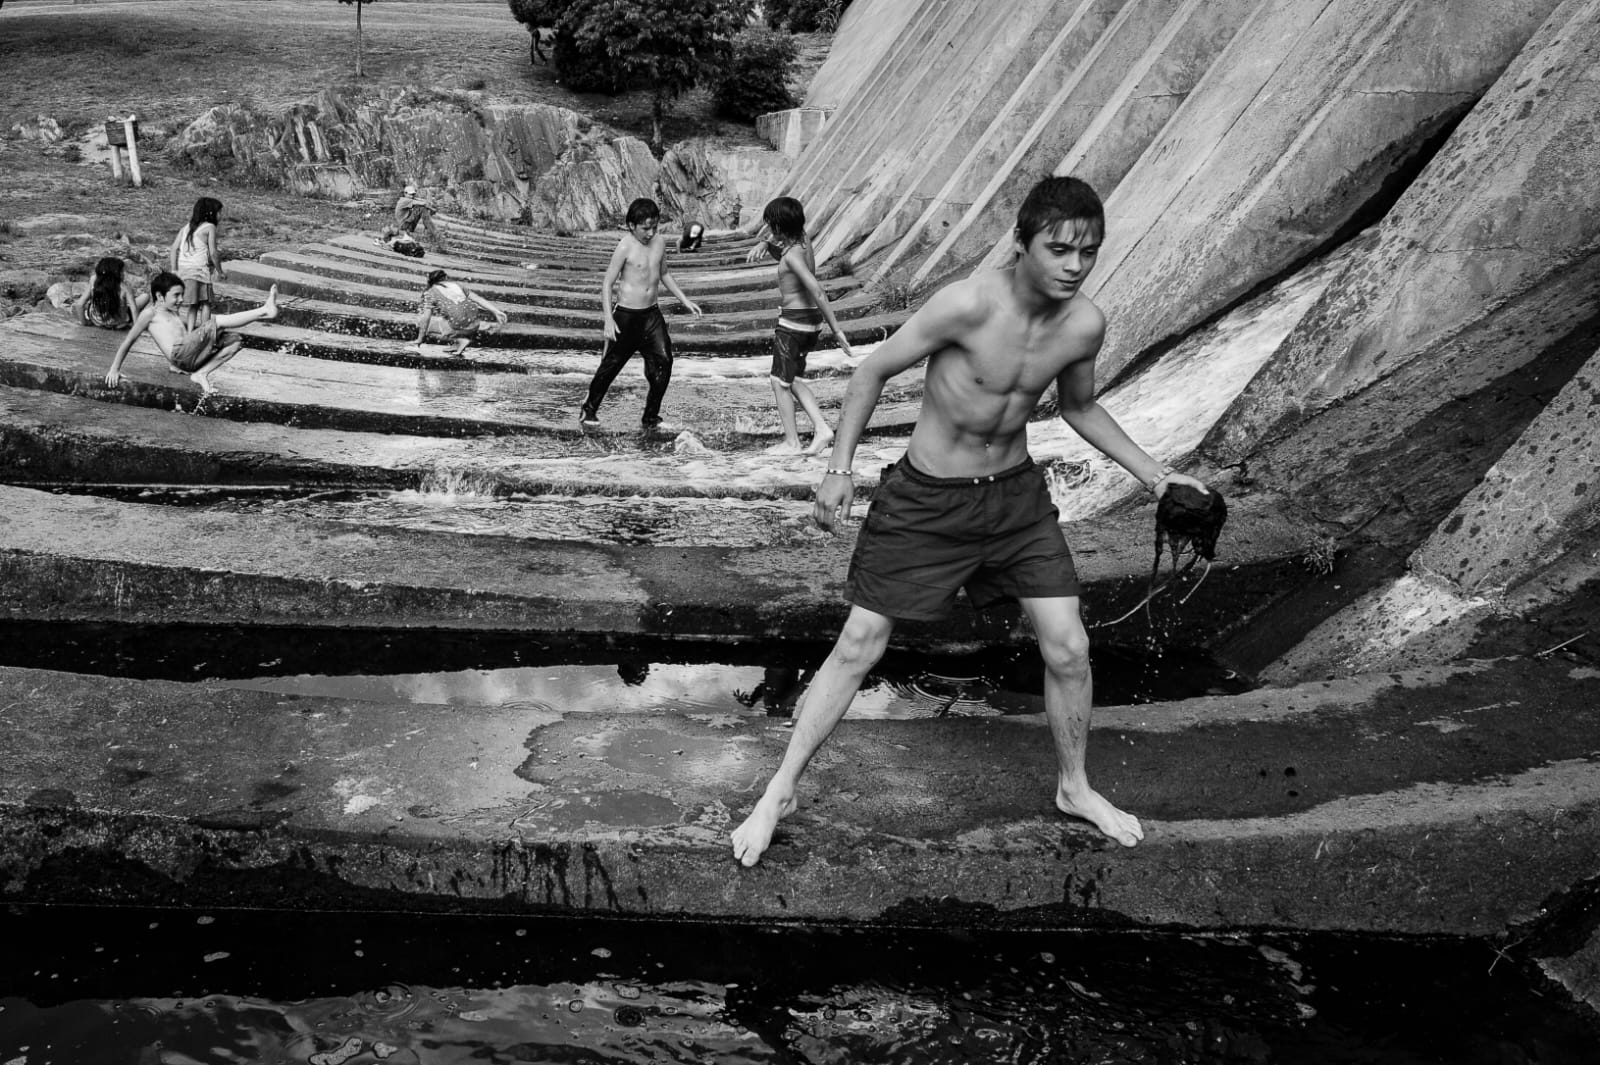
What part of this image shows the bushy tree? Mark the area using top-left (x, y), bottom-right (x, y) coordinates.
top-left (764, 0), bottom-right (850, 33)
top-left (576, 0), bottom-right (756, 146)
top-left (710, 27), bottom-right (798, 121)
top-left (336, 0), bottom-right (374, 78)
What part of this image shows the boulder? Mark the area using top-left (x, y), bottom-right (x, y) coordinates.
top-left (168, 88), bottom-right (761, 232)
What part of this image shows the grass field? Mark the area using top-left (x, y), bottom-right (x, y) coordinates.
top-left (0, 0), bottom-right (818, 313)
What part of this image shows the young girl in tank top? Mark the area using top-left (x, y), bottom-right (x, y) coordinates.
top-left (170, 197), bottom-right (226, 329)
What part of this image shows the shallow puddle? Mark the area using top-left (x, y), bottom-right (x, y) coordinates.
top-left (0, 621), bottom-right (1254, 713)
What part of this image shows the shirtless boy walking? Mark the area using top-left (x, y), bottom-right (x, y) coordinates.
top-left (102, 272), bottom-right (279, 394)
top-left (580, 198), bottom-right (703, 430)
top-left (750, 196), bottom-right (856, 455)
top-left (731, 177), bottom-right (1209, 867)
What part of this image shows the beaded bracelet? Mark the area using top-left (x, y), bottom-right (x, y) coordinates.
top-left (824, 468), bottom-right (853, 478)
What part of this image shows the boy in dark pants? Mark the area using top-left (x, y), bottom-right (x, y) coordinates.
top-left (581, 198), bottom-right (703, 429)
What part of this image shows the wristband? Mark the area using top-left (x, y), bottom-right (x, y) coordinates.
top-left (1148, 469), bottom-right (1174, 493)
top-left (824, 468), bottom-right (853, 478)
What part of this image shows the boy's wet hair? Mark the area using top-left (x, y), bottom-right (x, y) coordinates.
top-left (1015, 177), bottom-right (1104, 247)
top-left (762, 197), bottom-right (806, 242)
top-left (424, 269), bottom-right (448, 289)
top-left (625, 198), bottom-right (660, 226)
top-left (150, 271), bottom-right (182, 298)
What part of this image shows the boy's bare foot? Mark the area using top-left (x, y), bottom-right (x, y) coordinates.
top-left (765, 441), bottom-right (804, 456)
top-left (731, 790), bottom-right (798, 867)
top-left (190, 370), bottom-right (218, 394)
top-left (167, 363), bottom-right (187, 374)
top-left (452, 338), bottom-right (472, 356)
top-left (804, 428), bottom-right (835, 456)
top-left (1056, 786), bottom-right (1143, 847)
top-left (263, 284), bottom-right (279, 319)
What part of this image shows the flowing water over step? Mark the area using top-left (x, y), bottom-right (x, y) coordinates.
top-left (3, 905), bottom-right (1594, 1064)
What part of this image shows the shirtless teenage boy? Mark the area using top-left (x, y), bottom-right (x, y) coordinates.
top-left (102, 271), bottom-right (279, 394)
top-left (750, 196), bottom-right (856, 455)
top-left (731, 177), bottom-right (1210, 867)
top-left (580, 198), bottom-right (703, 429)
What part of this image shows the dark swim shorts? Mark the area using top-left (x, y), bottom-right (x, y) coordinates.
top-left (845, 455), bottom-right (1079, 620)
top-left (770, 322), bottom-right (822, 384)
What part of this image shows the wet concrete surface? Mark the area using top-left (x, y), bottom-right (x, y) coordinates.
top-left (0, 314), bottom-right (919, 439)
top-left (4, 215), bottom-right (1596, 994)
top-left (0, 482), bottom-right (1311, 643)
top-left (2, 655), bottom-right (1596, 940)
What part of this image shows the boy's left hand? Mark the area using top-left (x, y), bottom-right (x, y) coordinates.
top-left (683, 299), bottom-right (703, 318)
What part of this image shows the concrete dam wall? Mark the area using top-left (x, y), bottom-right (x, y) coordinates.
top-left (787, 0), bottom-right (1599, 680)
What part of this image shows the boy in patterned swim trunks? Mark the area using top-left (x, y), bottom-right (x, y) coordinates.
top-left (749, 196), bottom-right (856, 455)
top-left (102, 271), bottom-right (279, 394)
top-left (731, 177), bottom-right (1212, 867)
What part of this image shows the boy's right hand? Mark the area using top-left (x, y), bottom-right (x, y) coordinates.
top-left (103, 370), bottom-right (122, 388)
top-left (813, 471), bottom-right (854, 531)
top-left (603, 316), bottom-right (618, 341)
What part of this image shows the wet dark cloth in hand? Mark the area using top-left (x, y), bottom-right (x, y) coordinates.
top-left (1157, 484), bottom-right (1227, 561)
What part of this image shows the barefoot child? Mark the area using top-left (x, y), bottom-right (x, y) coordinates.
top-left (74, 256), bottom-right (148, 330)
top-left (731, 177), bottom-right (1212, 867)
top-left (410, 269), bottom-right (508, 357)
top-left (103, 272), bottom-right (278, 394)
top-left (580, 198), bottom-right (703, 429)
top-left (750, 197), bottom-right (855, 455)
top-left (170, 197), bottom-right (225, 330)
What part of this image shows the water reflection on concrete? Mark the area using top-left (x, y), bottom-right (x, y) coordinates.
top-left (225, 661), bottom-right (1001, 721)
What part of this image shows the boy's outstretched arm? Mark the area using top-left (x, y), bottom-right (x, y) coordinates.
top-left (600, 239), bottom-right (627, 340)
top-left (1056, 357), bottom-right (1206, 496)
top-left (659, 266), bottom-right (701, 317)
top-left (784, 247), bottom-right (853, 358)
top-left (103, 306), bottom-right (156, 387)
top-left (468, 291), bottom-right (509, 328)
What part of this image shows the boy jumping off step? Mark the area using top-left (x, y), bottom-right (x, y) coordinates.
top-left (580, 198), bottom-right (703, 430)
top-left (102, 272), bottom-right (278, 394)
top-left (731, 177), bottom-right (1211, 868)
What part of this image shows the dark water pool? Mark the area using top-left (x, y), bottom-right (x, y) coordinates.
top-left (2, 906), bottom-right (1594, 1065)
top-left (0, 621), bottom-right (1253, 713)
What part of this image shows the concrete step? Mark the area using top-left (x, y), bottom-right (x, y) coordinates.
top-left (0, 480), bottom-right (1308, 640)
top-left (2, 653), bottom-right (1594, 932)
top-left (0, 314), bottom-right (918, 440)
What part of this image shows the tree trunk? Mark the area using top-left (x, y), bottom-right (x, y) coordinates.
top-left (356, 2), bottom-right (365, 78)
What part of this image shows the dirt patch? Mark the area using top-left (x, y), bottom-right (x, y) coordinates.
top-left (0, 0), bottom-right (818, 315)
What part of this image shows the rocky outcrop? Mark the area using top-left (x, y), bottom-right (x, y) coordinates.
top-left (169, 88), bottom-right (785, 232)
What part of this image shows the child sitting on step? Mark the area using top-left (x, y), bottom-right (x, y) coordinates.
top-left (74, 256), bottom-right (149, 330)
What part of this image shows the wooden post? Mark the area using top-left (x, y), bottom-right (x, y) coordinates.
top-left (105, 117), bottom-right (124, 181)
top-left (122, 115), bottom-right (143, 188)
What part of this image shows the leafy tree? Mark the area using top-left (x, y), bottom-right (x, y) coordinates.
top-left (571, 0), bottom-right (756, 147)
top-left (336, 0), bottom-right (374, 78)
top-left (710, 27), bottom-right (797, 121)
top-left (507, 0), bottom-right (561, 65)
top-left (764, 0), bottom-right (850, 33)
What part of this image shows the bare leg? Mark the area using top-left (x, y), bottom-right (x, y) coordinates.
top-left (768, 376), bottom-right (803, 452)
top-left (732, 606), bottom-right (894, 866)
top-left (212, 284), bottom-right (279, 329)
top-left (792, 379), bottom-right (833, 455)
top-left (1019, 596), bottom-right (1143, 847)
top-left (190, 340), bottom-right (243, 393)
